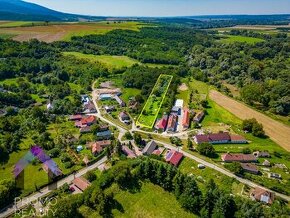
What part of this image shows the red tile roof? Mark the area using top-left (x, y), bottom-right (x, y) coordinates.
top-left (182, 108), bottom-right (190, 128)
top-left (155, 116), bottom-right (168, 130)
top-left (91, 140), bottom-right (111, 154)
top-left (81, 115), bottom-right (96, 125)
top-left (230, 134), bottom-right (246, 142)
top-left (72, 177), bottom-right (90, 191)
top-left (166, 150), bottom-right (183, 166)
top-left (221, 153), bottom-right (257, 162)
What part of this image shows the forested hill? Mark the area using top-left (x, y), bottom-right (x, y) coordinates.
top-left (0, 0), bottom-right (103, 21)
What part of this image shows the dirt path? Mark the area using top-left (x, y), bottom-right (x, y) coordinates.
top-left (209, 90), bottom-right (290, 151)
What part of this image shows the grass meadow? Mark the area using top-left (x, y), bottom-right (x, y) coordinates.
top-left (218, 34), bottom-right (265, 44)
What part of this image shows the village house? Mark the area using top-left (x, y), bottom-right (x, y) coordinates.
top-left (142, 140), bottom-right (157, 155)
top-left (96, 130), bottom-right (112, 140)
top-left (241, 163), bottom-right (259, 174)
top-left (167, 114), bottom-right (178, 132)
top-left (91, 140), bottom-right (111, 155)
top-left (171, 106), bottom-right (181, 115)
top-left (221, 153), bottom-right (257, 163)
top-left (72, 177), bottom-right (91, 192)
top-left (69, 114), bottom-right (82, 121)
top-left (80, 126), bottom-right (91, 133)
top-left (122, 145), bottom-right (137, 158)
top-left (165, 150), bottom-right (183, 167)
top-left (182, 108), bottom-right (190, 129)
top-left (83, 101), bottom-right (96, 114)
top-left (250, 187), bottom-right (275, 204)
top-left (104, 105), bottom-right (115, 113)
top-left (154, 115), bottom-right (168, 132)
top-left (253, 151), bottom-right (271, 158)
top-left (193, 132), bottom-right (247, 144)
top-left (99, 93), bottom-right (112, 101)
top-left (193, 111), bottom-right (205, 123)
top-left (75, 115), bottom-right (96, 128)
top-left (119, 111), bottom-right (130, 123)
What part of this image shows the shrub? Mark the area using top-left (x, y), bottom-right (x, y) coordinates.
top-left (197, 143), bottom-right (216, 157)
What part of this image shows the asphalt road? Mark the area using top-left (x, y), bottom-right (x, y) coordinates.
top-left (0, 157), bottom-right (107, 218)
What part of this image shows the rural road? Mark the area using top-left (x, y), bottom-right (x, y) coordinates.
top-left (91, 83), bottom-right (290, 202)
top-left (0, 157), bottom-right (107, 218)
top-left (209, 90), bottom-right (290, 151)
top-left (155, 140), bottom-right (290, 202)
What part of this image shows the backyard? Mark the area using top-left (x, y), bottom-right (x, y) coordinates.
top-left (136, 74), bottom-right (173, 128)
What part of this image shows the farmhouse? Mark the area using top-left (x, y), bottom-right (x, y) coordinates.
top-left (122, 146), bottom-right (136, 158)
top-left (250, 187), bottom-right (275, 204)
top-left (83, 101), bottom-right (96, 113)
top-left (91, 140), bottom-right (111, 155)
top-left (193, 132), bottom-right (247, 144)
top-left (119, 111), bottom-right (130, 122)
top-left (241, 163), bottom-right (259, 174)
top-left (75, 115), bottom-right (96, 128)
top-left (72, 177), bottom-right (91, 192)
top-left (221, 153), bottom-right (257, 163)
top-left (69, 114), bottom-right (82, 121)
top-left (80, 126), bottom-right (91, 133)
top-left (193, 111), bottom-right (205, 123)
top-left (154, 115), bottom-right (168, 132)
top-left (171, 106), bottom-right (181, 115)
top-left (182, 108), bottom-right (190, 129)
top-left (165, 150), bottom-right (183, 166)
top-left (142, 140), bottom-right (157, 155)
top-left (96, 130), bottom-right (112, 139)
top-left (167, 114), bottom-right (178, 132)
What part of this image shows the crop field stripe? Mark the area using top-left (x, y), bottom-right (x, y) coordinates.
top-left (136, 74), bottom-right (173, 128)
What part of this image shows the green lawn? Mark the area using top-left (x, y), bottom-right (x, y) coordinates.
top-left (136, 74), bottom-right (173, 128)
top-left (0, 21), bottom-right (37, 28)
top-left (219, 34), bottom-right (265, 44)
top-left (112, 182), bottom-right (196, 218)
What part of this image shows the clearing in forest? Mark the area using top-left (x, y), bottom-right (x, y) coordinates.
top-left (218, 34), bottom-right (264, 44)
top-left (209, 90), bottom-right (290, 151)
top-left (136, 74), bottom-right (173, 128)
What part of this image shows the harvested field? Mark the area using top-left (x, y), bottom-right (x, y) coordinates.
top-left (0, 21), bottom-right (144, 42)
top-left (229, 24), bottom-right (290, 30)
top-left (209, 90), bottom-right (290, 151)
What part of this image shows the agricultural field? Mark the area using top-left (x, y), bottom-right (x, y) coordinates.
top-left (209, 90), bottom-right (290, 152)
top-left (136, 74), bottom-right (173, 128)
top-left (218, 34), bottom-right (265, 44)
top-left (63, 52), bottom-right (171, 71)
top-left (0, 21), bottom-right (145, 42)
top-left (111, 182), bottom-right (196, 218)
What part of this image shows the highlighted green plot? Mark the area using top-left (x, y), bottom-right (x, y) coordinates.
top-left (136, 74), bottom-right (173, 128)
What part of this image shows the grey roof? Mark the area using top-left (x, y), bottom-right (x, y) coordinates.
top-left (142, 140), bottom-right (157, 155)
top-left (97, 130), bottom-right (112, 137)
top-left (171, 106), bottom-right (180, 112)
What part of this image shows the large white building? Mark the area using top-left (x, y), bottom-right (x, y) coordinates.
top-left (174, 99), bottom-right (184, 108)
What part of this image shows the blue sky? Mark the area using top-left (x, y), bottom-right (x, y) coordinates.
top-left (25, 0), bottom-right (290, 17)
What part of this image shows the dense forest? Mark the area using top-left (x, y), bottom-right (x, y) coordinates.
top-left (189, 30), bottom-right (290, 116)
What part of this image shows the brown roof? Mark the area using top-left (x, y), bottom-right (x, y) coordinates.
top-left (208, 132), bottom-right (231, 141)
top-left (241, 163), bottom-right (259, 174)
top-left (230, 134), bottom-right (246, 142)
top-left (91, 140), bottom-right (111, 154)
top-left (221, 153), bottom-right (257, 162)
top-left (72, 177), bottom-right (90, 191)
top-left (167, 114), bottom-right (177, 129)
top-left (182, 108), bottom-right (190, 127)
top-left (250, 187), bottom-right (275, 204)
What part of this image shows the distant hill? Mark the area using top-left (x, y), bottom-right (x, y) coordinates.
top-left (0, 0), bottom-right (103, 21)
